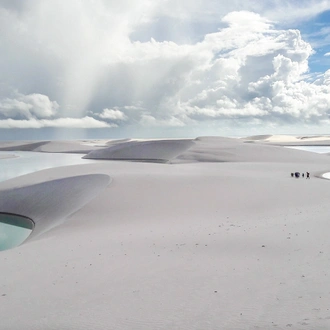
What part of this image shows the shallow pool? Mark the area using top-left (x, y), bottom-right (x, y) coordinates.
top-left (286, 146), bottom-right (330, 154)
top-left (0, 151), bottom-right (99, 183)
top-left (322, 173), bottom-right (330, 180)
top-left (0, 213), bottom-right (34, 251)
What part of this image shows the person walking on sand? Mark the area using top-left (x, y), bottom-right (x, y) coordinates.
top-left (302, 173), bottom-right (304, 178)
top-left (306, 172), bottom-right (310, 179)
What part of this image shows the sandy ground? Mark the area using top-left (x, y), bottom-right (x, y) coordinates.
top-left (242, 134), bottom-right (330, 146)
top-left (1, 136), bottom-right (330, 329)
top-left (0, 154), bottom-right (18, 159)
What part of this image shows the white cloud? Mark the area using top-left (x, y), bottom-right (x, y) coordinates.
top-left (262, 0), bottom-right (330, 24)
top-left (140, 114), bottom-right (185, 127)
top-left (149, 12), bottom-right (319, 124)
top-left (0, 93), bottom-right (59, 119)
top-left (100, 13), bottom-right (330, 128)
top-left (98, 108), bottom-right (128, 121)
top-left (2, 1), bottom-right (330, 134)
top-left (154, 0), bottom-right (330, 26)
top-left (0, 116), bottom-right (112, 129)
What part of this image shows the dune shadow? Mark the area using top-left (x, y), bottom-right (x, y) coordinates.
top-left (0, 174), bottom-right (111, 249)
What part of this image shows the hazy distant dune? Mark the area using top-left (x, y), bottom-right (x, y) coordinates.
top-left (242, 134), bottom-right (330, 145)
top-left (0, 141), bottom-right (49, 151)
top-left (174, 136), bottom-right (326, 163)
top-left (83, 139), bottom-right (195, 162)
top-left (33, 141), bottom-right (98, 153)
top-left (240, 134), bottom-right (273, 140)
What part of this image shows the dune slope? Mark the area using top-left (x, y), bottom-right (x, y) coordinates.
top-left (1, 137), bottom-right (330, 329)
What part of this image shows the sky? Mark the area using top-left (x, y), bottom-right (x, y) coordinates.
top-left (1, 0), bottom-right (330, 139)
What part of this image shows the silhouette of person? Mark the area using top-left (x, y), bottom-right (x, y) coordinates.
top-left (306, 172), bottom-right (310, 179)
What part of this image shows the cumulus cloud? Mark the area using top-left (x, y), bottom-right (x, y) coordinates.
top-left (148, 11), bottom-right (322, 126)
top-left (152, 0), bottom-right (330, 27)
top-left (0, 93), bottom-right (59, 120)
top-left (140, 114), bottom-right (185, 127)
top-left (85, 12), bottom-right (330, 128)
top-left (0, 117), bottom-right (111, 129)
top-left (98, 108), bottom-right (128, 121)
top-left (2, 1), bottom-right (330, 135)
top-left (0, 92), bottom-right (113, 128)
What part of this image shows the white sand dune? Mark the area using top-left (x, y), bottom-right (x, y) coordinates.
top-left (0, 153), bottom-right (18, 159)
top-left (105, 138), bottom-right (132, 146)
top-left (33, 140), bottom-right (99, 153)
top-left (84, 139), bottom-right (195, 162)
top-left (173, 136), bottom-right (327, 163)
top-left (83, 136), bottom-right (325, 163)
top-left (32, 140), bottom-right (111, 153)
top-left (0, 172), bottom-right (110, 237)
top-left (243, 134), bottom-right (330, 145)
top-left (0, 140), bottom-right (109, 153)
top-left (0, 140), bottom-right (49, 151)
top-left (1, 137), bottom-right (330, 329)
top-left (241, 134), bottom-right (274, 141)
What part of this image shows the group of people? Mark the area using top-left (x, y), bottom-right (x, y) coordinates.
top-left (291, 172), bottom-right (310, 179)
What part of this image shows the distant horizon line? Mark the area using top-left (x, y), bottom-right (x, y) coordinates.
top-left (1, 133), bottom-right (330, 142)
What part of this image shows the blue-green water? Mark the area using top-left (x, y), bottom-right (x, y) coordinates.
top-left (0, 151), bottom-right (98, 183)
top-left (0, 213), bottom-right (34, 251)
top-left (286, 146), bottom-right (330, 154)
